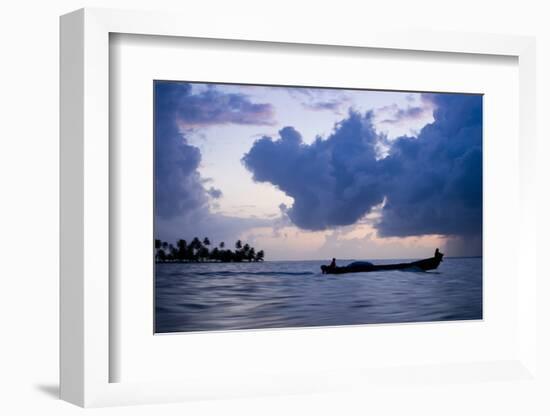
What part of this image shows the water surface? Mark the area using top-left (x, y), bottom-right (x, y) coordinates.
top-left (155, 258), bottom-right (482, 333)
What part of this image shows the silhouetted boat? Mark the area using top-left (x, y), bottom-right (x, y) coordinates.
top-left (321, 253), bottom-right (443, 275)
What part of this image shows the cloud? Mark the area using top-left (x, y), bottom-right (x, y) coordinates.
top-left (371, 97), bottom-right (435, 143)
top-left (303, 99), bottom-right (347, 112)
top-left (285, 87), bottom-right (351, 114)
top-left (155, 81), bottom-right (274, 221)
top-left (375, 98), bottom-right (434, 126)
top-left (207, 187), bottom-right (223, 199)
top-left (242, 93), bottom-right (483, 252)
top-left (242, 112), bottom-right (386, 230)
top-left (165, 83), bottom-right (276, 128)
top-left (380, 105), bottom-right (428, 124)
top-left (377, 93), bottom-right (483, 239)
top-left (155, 86), bottom-right (208, 219)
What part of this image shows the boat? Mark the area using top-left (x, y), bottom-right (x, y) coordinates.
top-left (320, 251), bottom-right (444, 274)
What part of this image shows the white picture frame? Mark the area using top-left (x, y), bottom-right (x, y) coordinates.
top-left (60, 7), bottom-right (538, 408)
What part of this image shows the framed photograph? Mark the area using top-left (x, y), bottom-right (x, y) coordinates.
top-left (60, 8), bottom-right (538, 408)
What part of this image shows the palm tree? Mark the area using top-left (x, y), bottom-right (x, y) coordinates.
top-left (177, 239), bottom-right (187, 261)
top-left (242, 243), bottom-right (250, 260)
top-left (198, 246), bottom-right (209, 262)
top-left (255, 250), bottom-right (265, 262)
top-left (247, 247), bottom-right (256, 262)
top-left (203, 237), bottom-right (211, 247)
top-left (211, 247), bottom-right (220, 261)
top-left (190, 237), bottom-right (202, 260)
top-left (219, 241), bottom-right (225, 249)
top-left (220, 249), bottom-right (231, 262)
top-left (168, 244), bottom-right (177, 261)
top-left (235, 240), bottom-right (242, 250)
top-left (157, 249), bottom-right (166, 262)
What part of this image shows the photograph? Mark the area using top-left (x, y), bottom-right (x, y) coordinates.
top-left (154, 80), bottom-right (483, 333)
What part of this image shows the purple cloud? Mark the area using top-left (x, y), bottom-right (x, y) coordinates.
top-left (155, 84), bottom-right (208, 219)
top-left (377, 102), bottom-right (432, 125)
top-left (285, 87), bottom-right (351, 114)
top-left (207, 187), bottom-right (223, 199)
top-left (174, 85), bottom-right (275, 128)
top-left (377, 93), bottom-right (483, 239)
top-left (242, 112), bottom-right (385, 230)
top-left (155, 81), bottom-right (275, 220)
top-left (242, 93), bottom-right (483, 254)
top-left (302, 99), bottom-right (346, 112)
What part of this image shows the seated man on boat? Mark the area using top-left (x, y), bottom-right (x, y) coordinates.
top-left (434, 248), bottom-right (444, 261)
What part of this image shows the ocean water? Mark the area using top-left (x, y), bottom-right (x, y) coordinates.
top-left (155, 257), bottom-right (482, 333)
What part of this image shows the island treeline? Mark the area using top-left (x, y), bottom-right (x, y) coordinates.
top-left (155, 237), bottom-right (265, 263)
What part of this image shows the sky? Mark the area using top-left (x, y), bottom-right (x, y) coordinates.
top-left (154, 81), bottom-right (482, 260)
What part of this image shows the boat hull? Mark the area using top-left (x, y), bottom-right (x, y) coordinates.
top-left (321, 255), bottom-right (443, 274)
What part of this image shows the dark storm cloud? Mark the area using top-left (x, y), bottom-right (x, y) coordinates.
top-left (155, 81), bottom-right (274, 220)
top-left (155, 83), bottom-right (207, 219)
top-left (377, 93), bottom-right (482, 238)
top-left (242, 112), bottom-right (386, 230)
top-left (242, 94), bottom-right (482, 245)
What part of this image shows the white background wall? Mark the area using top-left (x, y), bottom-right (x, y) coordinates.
top-left (0, 1), bottom-right (548, 414)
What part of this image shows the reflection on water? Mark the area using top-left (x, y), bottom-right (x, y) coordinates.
top-left (155, 258), bottom-right (482, 333)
